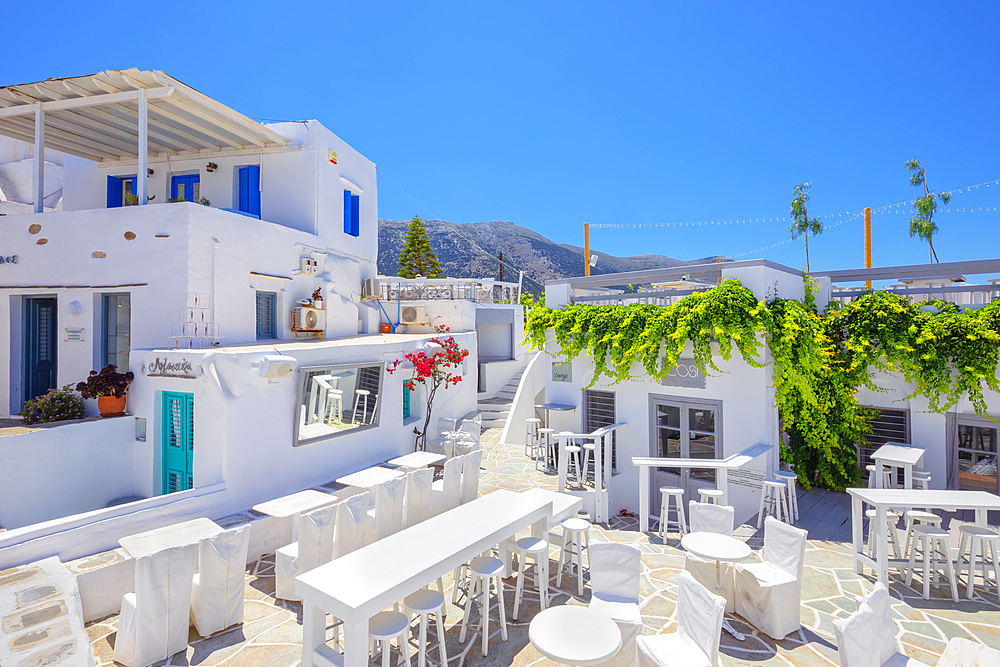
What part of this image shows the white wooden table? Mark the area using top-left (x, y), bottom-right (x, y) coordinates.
top-left (336, 466), bottom-right (404, 489)
top-left (848, 488), bottom-right (1000, 585)
top-left (296, 489), bottom-right (561, 667)
top-left (118, 517), bottom-right (223, 559)
top-left (506, 488), bottom-right (584, 575)
top-left (681, 532), bottom-right (752, 640)
top-left (534, 402), bottom-right (576, 429)
top-left (529, 606), bottom-right (622, 666)
top-left (937, 637), bottom-right (1000, 667)
top-left (253, 490), bottom-right (339, 540)
top-left (388, 451), bottom-right (446, 470)
top-left (871, 443), bottom-right (925, 490)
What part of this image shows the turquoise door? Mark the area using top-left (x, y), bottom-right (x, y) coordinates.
top-left (170, 174), bottom-right (200, 202)
top-left (162, 391), bottom-right (194, 494)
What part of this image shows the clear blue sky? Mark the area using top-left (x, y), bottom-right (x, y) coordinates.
top-left (6, 1), bottom-right (998, 273)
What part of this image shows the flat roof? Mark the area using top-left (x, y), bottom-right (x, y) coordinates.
top-left (0, 69), bottom-right (290, 164)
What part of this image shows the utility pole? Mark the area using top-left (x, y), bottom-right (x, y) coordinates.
top-left (498, 252), bottom-right (504, 282)
top-left (864, 207), bottom-right (872, 290)
top-left (584, 222), bottom-right (591, 277)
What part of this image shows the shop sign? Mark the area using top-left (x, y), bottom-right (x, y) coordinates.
top-left (329, 150), bottom-right (338, 165)
top-left (64, 327), bottom-right (85, 341)
top-left (661, 359), bottom-right (705, 389)
top-left (0, 255), bottom-right (17, 264)
top-left (145, 357), bottom-right (197, 379)
top-left (552, 362), bottom-right (572, 383)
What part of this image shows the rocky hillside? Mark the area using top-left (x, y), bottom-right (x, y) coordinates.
top-left (378, 219), bottom-right (715, 294)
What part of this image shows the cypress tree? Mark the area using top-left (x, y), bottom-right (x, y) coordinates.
top-left (397, 216), bottom-right (443, 278)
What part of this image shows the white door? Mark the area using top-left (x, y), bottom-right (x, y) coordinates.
top-left (650, 396), bottom-right (722, 513)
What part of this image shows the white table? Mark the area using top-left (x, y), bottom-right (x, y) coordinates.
top-left (506, 488), bottom-right (584, 575)
top-left (848, 488), bottom-right (1000, 585)
top-left (681, 531), bottom-right (752, 641)
top-left (336, 466), bottom-right (404, 489)
top-left (119, 517), bottom-right (223, 559)
top-left (388, 451), bottom-right (446, 470)
top-left (871, 443), bottom-right (925, 490)
top-left (296, 489), bottom-right (561, 667)
top-left (937, 637), bottom-right (1000, 667)
top-left (534, 402), bottom-right (577, 429)
top-left (529, 606), bottom-right (622, 666)
top-left (253, 490), bottom-right (339, 540)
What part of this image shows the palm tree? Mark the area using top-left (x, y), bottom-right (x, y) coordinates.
top-left (905, 158), bottom-right (950, 263)
top-left (789, 183), bottom-right (823, 273)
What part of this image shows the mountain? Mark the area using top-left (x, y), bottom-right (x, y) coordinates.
top-left (377, 219), bottom-right (717, 294)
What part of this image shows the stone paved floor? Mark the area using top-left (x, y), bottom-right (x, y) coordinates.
top-left (85, 428), bottom-right (1000, 666)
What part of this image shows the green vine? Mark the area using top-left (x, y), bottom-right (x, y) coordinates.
top-left (525, 279), bottom-right (1000, 492)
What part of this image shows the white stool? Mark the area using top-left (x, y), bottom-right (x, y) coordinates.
top-left (353, 389), bottom-right (371, 424)
top-left (906, 524), bottom-right (959, 601)
top-left (525, 418), bottom-right (541, 459)
top-left (867, 464), bottom-right (893, 489)
top-left (459, 556), bottom-right (508, 656)
top-left (697, 488), bottom-right (725, 505)
top-left (323, 388), bottom-right (344, 424)
top-left (512, 537), bottom-right (549, 620)
top-left (581, 440), bottom-right (597, 484)
top-left (911, 472), bottom-right (931, 491)
top-left (773, 470), bottom-right (800, 522)
top-left (556, 517), bottom-right (591, 596)
top-left (658, 487), bottom-right (687, 538)
top-left (369, 610), bottom-right (411, 667)
top-left (403, 589), bottom-right (447, 667)
top-left (957, 525), bottom-right (1000, 602)
top-left (903, 510), bottom-right (942, 557)
top-left (536, 428), bottom-right (555, 471)
top-left (757, 480), bottom-right (790, 528)
top-left (866, 509), bottom-right (903, 563)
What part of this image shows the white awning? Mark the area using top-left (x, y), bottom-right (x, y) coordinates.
top-left (0, 69), bottom-right (291, 164)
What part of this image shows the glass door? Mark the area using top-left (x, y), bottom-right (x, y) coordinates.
top-left (957, 421), bottom-right (998, 494)
top-left (650, 396), bottom-right (721, 512)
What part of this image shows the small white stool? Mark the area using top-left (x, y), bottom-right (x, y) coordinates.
top-left (525, 418), bottom-right (541, 458)
top-left (557, 432), bottom-right (583, 484)
top-left (697, 488), bottom-right (725, 505)
top-left (459, 556), bottom-right (508, 656)
top-left (536, 428), bottom-right (556, 471)
top-left (911, 472), bottom-right (931, 491)
top-left (903, 510), bottom-right (941, 557)
top-left (512, 537), bottom-right (549, 620)
top-left (404, 589), bottom-right (447, 667)
top-left (907, 524), bottom-right (959, 601)
top-left (658, 487), bottom-right (687, 538)
top-left (866, 509), bottom-right (903, 562)
top-left (957, 525), bottom-right (1000, 602)
top-left (581, 440), bottom-right (597, 485)
top-left (757, 480), bottom-right (790, 528)
top-left (369, 610), bottom-right (411, 667)
top-left (867, 464), bottom-right (893, 489)
top-left (556, 517), bottom-right (591, 596)
top-left (773, 470), bottom-right (800, 522)
top-left (353, 389), bottom-right (371, 424)
top-left (323, 388), bottom-right (344, 425)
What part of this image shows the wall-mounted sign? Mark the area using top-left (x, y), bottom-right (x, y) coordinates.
top-left (661, 359), bottom-right (705, 389)
top-left (328, 150), bottom-right (338, 165)
top-left (0, 255), bottom-right (17, 264)
top-left (64, 327), bottom-right (85, 341)
top-left (552, 362), bottom-right (573, 383)
top-left (145, 357), bottom-right (197, 379)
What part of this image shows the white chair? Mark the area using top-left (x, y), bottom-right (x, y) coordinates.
top-left (114, 544), bottom-right (199, 667)
top-left (659, 487), bottom-right (687, 538)
top-left (865, 509), bottom-right (903, 565)
top-left (957, 525), bottom-right (1000, 602)
top-left (773, 469), bottom-right (800, 522)
top-left (685, 501), bottom-right (736, 612)
top-left (372, 477), bottom-right (406, 541)
top-left (335, 491), bottom-right (371, 558)
top-left (757, 480), bottom-right (790, 527)
top-left (734, 516), bottom-right (808, 640)
top-left (697, 488), bottom-right (725, 505)
top-left (460, 449), bottom-right (483, 504)
top-left (556, 517), bottom-right (591, 596)
top-left (906, 523), bottom-right (959, 601)
top-left (589, 542), bottom-right (642, 667)
top-left (276, 504), bottom-right (337, 601)
top-left (431, 455), bottom-right (462, 515)
top-left (866, 464), bottom-right (893, 489)
top-left (459, 556), bottom-right (508, 656)
top-left (833, 582), bottom-right (930, 667)
top-left (903, 510), bottom-right (941, 557)
top-left (191, 525), bottom-right (251, 638)
top-left (404, 468), bottom-right (434, 528)
top-left (635, 571), bottom-right (726, 667)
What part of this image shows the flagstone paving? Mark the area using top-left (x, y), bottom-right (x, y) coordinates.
top-left (85, 428), bottom-right (1000, 666)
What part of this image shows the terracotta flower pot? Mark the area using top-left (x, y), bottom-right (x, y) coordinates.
top-left (381, 324), bottom-right (392, 334)
top-left (98, 395), bottom-right (127, 417)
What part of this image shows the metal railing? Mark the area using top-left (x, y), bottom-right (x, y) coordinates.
top-left (374, 278), bottom-right (521, 304)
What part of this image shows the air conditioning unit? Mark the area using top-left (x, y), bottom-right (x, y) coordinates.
top-left (291, 306), bottom-right (326, 332)
top-left (400, 305), bottom-right (427, 325)
top-left (362, 278), bottom-right (380, 297)
top-left (299, 256), bottom-right (319, 275)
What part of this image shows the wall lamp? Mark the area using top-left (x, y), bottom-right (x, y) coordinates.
top-left (206, 162), bottom-right (218, 173)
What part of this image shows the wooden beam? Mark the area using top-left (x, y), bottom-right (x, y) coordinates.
top-left (1, 114), bottom-right (129, 159)
top-left (0, 121), bottom-right (105, 162)
top-left (0, 87), bottom-right (174, 118)
top-left (138, 88), bottom-right (148, 205)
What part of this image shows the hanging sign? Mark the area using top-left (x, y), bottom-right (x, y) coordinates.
top-left (145, 357), bottom-right (197, 379)
top-left (328, 150), bottom-right (338, 165)
top-left (661, 359), bottom-right (705, 389)
top-left (552, 362), bottom-right (573, 383)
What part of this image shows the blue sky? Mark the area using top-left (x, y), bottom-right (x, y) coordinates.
top-left (5, 1), bottom-right (998, 273)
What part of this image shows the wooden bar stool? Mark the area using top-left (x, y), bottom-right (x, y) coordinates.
top-left (525, 418), bottom-right (541, 459)
top-left (581, 440), bottom-right (597, 485)
top-left (903, 510), bottom-right (941, 557)
top-left (866, 509), bottom-right (903, 566)
top-left (459, 556), bottom-right (508, 656)
top-left (658, 487), bottom-right (687, 538)
top-left (403, 589), bottom-right (447, 667)
top-left (353, 389), bottom-right (371, 425)
top-left (536, 428), bottom-right (555, 471)
top-left (369, 610), bottom-right (411, 667)
top-left (773, 470), bottom-right (800, 522)
top-left (907, 524), bottom-right (959, 601)
top-left (757, 480), bottom-right (790, 528)
top-left (556, 517), bottom-right (591, 596)
top-left (957, 525), bottom-right (1000, 602)
top-left (512, 536), bottom-right (549, 619)
top-left (697, 488), bottom-right (725, 505)
top-left (867, 464), bottom-right (893, 489)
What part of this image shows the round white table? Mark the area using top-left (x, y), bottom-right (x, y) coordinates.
top-left (528, 606), bottom-right (622, 666)
top-left (681, 531), bottom-right (752, 641)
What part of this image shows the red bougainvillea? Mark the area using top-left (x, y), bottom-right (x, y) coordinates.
top-left (388, 326), bottom-right (470, 451)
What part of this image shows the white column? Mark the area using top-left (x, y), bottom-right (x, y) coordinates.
top-left (718, 468), bottom-right (729, 507)
top-left (33, 103), bottom-right (44, 213)
top-left (593, 432), bottom-right (604, 523)
top-left (638, 464), bottom-right (649, 533)
top-left (137, 88), bottom-right (148, 205)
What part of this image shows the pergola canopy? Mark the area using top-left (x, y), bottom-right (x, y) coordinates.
top-left (0, 69), bottom-right (291, 164)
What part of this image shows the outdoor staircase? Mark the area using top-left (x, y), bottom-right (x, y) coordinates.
top-left (477, 363), bottom-right (528, 429)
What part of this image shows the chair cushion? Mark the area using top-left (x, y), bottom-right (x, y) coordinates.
top-left (590, 594), bottom-right (642, 625)
top-left (636, 633), bottom-right (713, 667)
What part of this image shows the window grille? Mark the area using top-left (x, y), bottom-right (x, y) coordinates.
top-left (256, 291), bottom-right (277, 339)
top-left (584, 390), bottom-right (617, 471)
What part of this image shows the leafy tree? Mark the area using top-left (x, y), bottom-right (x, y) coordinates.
top-left (397, 216), bottom-right (443, 278)
top-left (905, 158), bottom-right (951, 263)
top-left (789, 183), bottom-right (823, 273)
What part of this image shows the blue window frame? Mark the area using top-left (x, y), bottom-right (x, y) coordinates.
top-left (107, 176), bottom-right (136, 208)
top-left (403, 384), bottom-right (411, 419)
top-left (256, 291), bottom-right (277, 339)
top-left (238, 165), bottom-right (261, 218)
top-left (343, 190), bottom-right (360, 236)
top-left (171, 174), bottom-right (200, 202)
top-left (162, 391), bottom-right (194, 494)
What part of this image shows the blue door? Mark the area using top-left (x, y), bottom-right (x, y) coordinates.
top-left (170, 174), bottom-right (200, 203)
top-left (162, 391), bottom-right (194, 494)
top-left (23, 297), bottom-right (57, 404)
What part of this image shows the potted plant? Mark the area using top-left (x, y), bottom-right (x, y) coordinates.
top-left (76, 365), bottom-right (135, 417)
top-left (311, 287), bottom-right (324, 309)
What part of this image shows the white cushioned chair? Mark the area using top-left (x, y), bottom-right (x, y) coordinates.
top-left (191, 524), bottom-right (251, 638)
top-left (833, 583), bottom-right (929, 667)
top-left (371, 477), bottom-right (406, 541)
top-left (636, 571), bottom-right (726, 667)
top-left (334, 491), bottom-right (370, 558)
top-left (685, 501), bottom-right (736, 612)
top-left (275, 503), bottom-right (336, 601)
top-left (588, 542), bottom-right (643, 667)
top-left (431, 455), bottom-right (463, 515)
top-left (460, 449), bottom-right (483, 504)
top-left (404, 468), bottom-right (434, 529)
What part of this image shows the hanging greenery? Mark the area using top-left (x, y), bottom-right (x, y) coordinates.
top-left (525, 279), bottom-right (1000, 492)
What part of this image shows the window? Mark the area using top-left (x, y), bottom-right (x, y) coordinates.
top-left (238, 165), bottom-right (261, 218)
top-left (162, 391), bottom-right (194, 494)
top-left (584, 390), bottom-right (618, 471)
top-left (256, 291), bottom-right (277, 339)
top-left (102, 293), bottom-right (131, 371)
top-left (403, 384), bottom-right (412, 420)
top-left (649, 396), bottom-right (722, 487)
top-left (107, 176), bottom-right (136, 208)
top-left (858, 408), bottom-right (909, 482)
top-left (295, 362), bottom-right (384, 445)
top-left (957, 419), bottom-right (998, 493)
top-left (343, 190), bottom-right (360, 236)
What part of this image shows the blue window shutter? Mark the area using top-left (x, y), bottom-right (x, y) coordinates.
top-left (351, 194), bottom-right (360, 236)
top-left (107, 176), bottom-right (122, 208)
top-left (247, 165), bottom-right (261, 217)
top-left (256, 291), bottom-right (276, 339)
top-left (403, 385), bottom-right (411, 419)
top-left (238, 167), bottom-right (249, 212)
top-left (162, 391), bottom-right (194, 494)
top-left (344, 190), bottom-right (352, 234)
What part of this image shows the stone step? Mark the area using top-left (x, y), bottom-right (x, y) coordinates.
top-left (0, 556), bottom-right (95, 666)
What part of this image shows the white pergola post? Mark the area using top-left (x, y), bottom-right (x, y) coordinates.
top-left (33, 103), bottom-right (44, 213)
top-left (638, 463), bottom-right (650, 532)
top-left (137, 88), bottom-right (148, 205)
